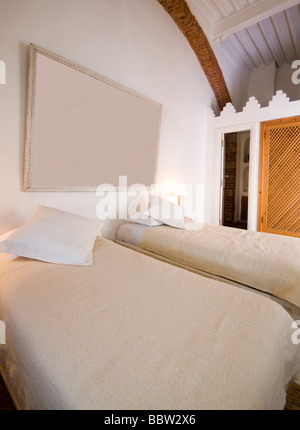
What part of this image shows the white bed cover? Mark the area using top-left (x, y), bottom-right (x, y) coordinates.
top-left (0, 238), bottom-right (299, 410)
top-left (116, 222), bottom-right (300, 313)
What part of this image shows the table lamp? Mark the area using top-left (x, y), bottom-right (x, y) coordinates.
top-left (172, 184), bottom-right (186, 206)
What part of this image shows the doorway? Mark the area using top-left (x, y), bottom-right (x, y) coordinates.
top-left (221, 131), bottom-right (250, 230)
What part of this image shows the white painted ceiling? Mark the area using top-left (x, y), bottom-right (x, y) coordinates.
top-left (186, 0), bottom-right (300, 70)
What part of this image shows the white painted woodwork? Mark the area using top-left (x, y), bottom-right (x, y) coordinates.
top-left (187, 0), bottom-right (300, 71)
top-left (207, 91), bottom-right (300, 231)
top-left (212, 0), bottom-right (300, 42)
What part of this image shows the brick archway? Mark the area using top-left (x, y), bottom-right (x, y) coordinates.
top-left (157, 0), bottom-right (232, 111)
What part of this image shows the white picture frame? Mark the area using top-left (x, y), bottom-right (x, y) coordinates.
top-left (24, 44), bottom-right (162, 191)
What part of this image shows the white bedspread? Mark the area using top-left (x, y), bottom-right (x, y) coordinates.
top-left (0, 238), bottom-right (299, 410)
top-left (139, 223), bottom-right (300, 309)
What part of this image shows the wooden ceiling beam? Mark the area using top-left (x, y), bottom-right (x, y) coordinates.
top-left (213, 0), bottom-right (300, 42)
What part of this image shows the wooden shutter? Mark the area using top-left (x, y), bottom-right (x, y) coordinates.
top-left (258, 116), bottom-right (300, 237)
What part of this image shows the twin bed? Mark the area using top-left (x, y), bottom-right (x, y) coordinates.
top-left (0, 208), bottom-right (299, 410)
top-left (116, 221), bottom-right (300, 320)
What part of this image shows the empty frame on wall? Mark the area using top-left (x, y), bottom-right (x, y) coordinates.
top-left (24, 44), bottom-right (162, 191)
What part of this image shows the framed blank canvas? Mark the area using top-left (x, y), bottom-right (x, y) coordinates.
top-left (24, 44), bottom-right (162, 191)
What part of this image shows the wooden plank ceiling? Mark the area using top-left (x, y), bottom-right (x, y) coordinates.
top-left (158, 0), bottom-right (300, 110)
top-left (187, 0), bottom-right (300, 69)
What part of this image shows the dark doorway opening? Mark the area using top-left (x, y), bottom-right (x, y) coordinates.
top-left (222, 131), bottom-right (250, 230)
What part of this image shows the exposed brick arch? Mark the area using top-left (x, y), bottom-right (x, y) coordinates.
top-left (157, 0), bottom-right (232, 111)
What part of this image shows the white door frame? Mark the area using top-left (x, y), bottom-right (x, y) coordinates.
top-left (213, 122), bottom-right (260, 231)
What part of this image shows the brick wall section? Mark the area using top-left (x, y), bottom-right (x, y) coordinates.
top-left (224, 133), bottom-right (237, 224)
top-left (157, 0), bottom-right (232, 111)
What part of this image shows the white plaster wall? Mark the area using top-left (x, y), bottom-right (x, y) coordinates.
top-left (0, 0), bottom-right (217, 238)
top-left (248, 62), bottom-right (300, 107)
top-left (212, 42), bottom-right (251, 113)
top-left (248, 63), bottom-right (276, 107)
top-left (276, 63), bottom-right (300, 101)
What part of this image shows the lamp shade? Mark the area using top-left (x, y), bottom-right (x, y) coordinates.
top-left (0, 60), bottom-right (6, 85)
top-left (173, 184), bottom-right (186, 197)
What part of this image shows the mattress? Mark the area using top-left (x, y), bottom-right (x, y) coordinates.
top-left (116, 222), bottom-right (300, 315)
top-left (0, 237), bottom-right (299, 410)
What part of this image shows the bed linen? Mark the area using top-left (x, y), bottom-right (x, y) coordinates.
top-left (0, 237), bottom-right (299, 410)
top-left (117, 222), bottom-right (149, 247)
top-left (116, 222), bottom-right (300, 311)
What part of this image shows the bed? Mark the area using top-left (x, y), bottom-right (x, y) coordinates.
top-left (0, 206), bottom-right (299, 410)
top-left (115, 221), bottom-right (300, 321)
top-left (0, 236), bottom-right (300, 410)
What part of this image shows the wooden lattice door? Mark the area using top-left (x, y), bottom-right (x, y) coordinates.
top-left (258, 116), bottom-right (300, 237)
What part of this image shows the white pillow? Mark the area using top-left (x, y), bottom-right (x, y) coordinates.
top-left (128, 217), bottom-right (164, 227)
top-left (147, 195), bottom-right (185, 229)
top-left (127, 193), bottom-right (185, 229)
top-left (0, 206), bottom-right (103, 266)
top-left (127, 193), bottom-right (164, 227)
